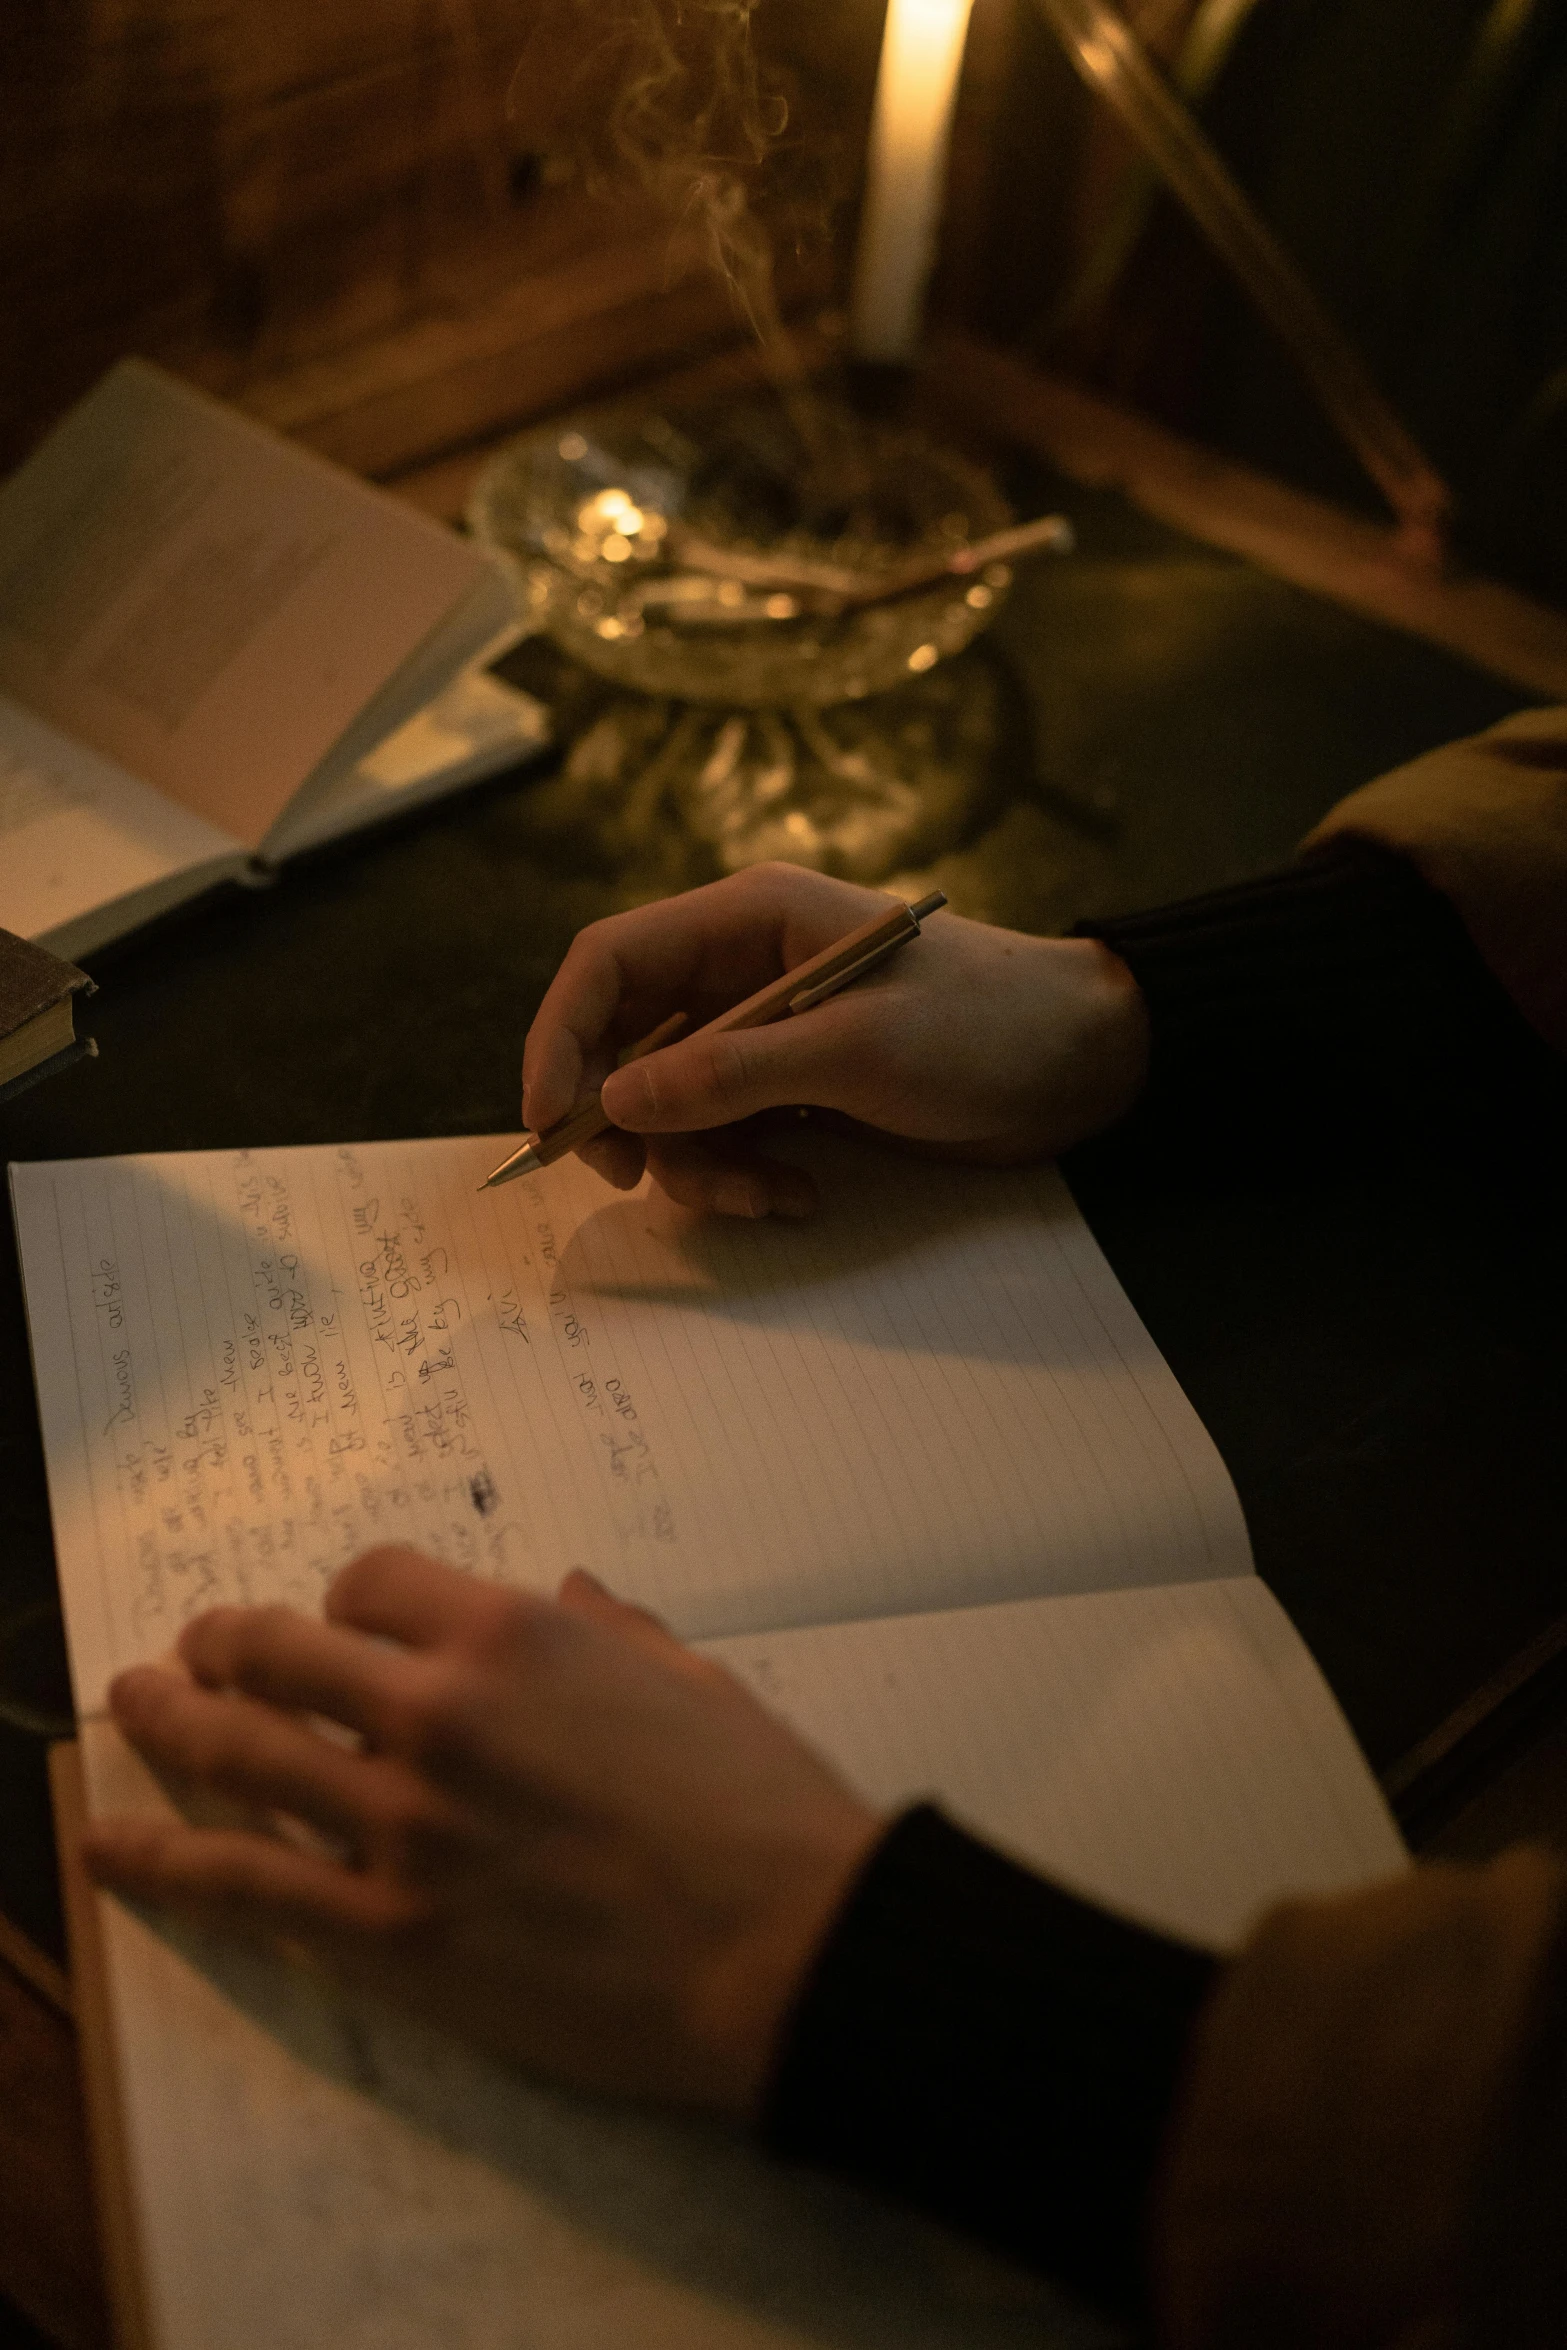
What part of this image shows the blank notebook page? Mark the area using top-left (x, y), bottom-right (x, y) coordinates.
top-left (707, 1577), bottom-right (1404, 1952)
top-left (13, 1130), bottom-right (1253, 1709)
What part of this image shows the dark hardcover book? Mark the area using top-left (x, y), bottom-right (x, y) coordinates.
top-left (0, 929), bottom-right (96, 1103)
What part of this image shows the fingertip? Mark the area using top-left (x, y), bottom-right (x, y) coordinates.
top-left (107, 1659), bottom-right (183, 1722)
top-left (556, 1567), bottom-right (616, 1624)
top-left (559, 1566), bottom-right (608, 1600)
top-left (79, 1817), bottom-right (113, 1862)
top-left (715, 1178), bottom-right (767, 1219)
top-left (521, 1027), bottom-right (584, 1140)
top-left (178, 1603), bottom-right (237, 1648)
top-left (80, 1831), bottom-right (118, 1886)
top-left (579, 1131), bottom-right (646, 1191)
top-left (725, 1164), bottom-right (818, 1220)
top-left (557, 1565), bottom-right (643, 1621)
top-left (600, 1062), bottom-right (652, 1129)
top-left (557, 1569), bottom-right (678, 1651)
top-left (177, 1607), bottom-right (242, 1682)
top-left (769, 1172), bottom-right (817, 1220)
top-left (326, 1542), bottom-right (440, 1612)
top-left (81, 1816), bottom-right (158, 1888)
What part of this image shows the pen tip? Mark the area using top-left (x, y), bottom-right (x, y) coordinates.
top-left (479, 1141), bottom-right (543, 1192)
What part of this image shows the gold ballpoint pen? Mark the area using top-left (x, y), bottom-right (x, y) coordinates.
top-left (481, 890), bottom-right (949, 1192)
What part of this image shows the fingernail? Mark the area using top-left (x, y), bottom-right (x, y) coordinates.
top-left (601, 1065), bottom-right (651, 1127)
top-left (107, 1661), bottom-right (171, 1711)
top-left (716, 1179), bottom-right (764, 1218)
top-left (521, 1082), bottom-right (532, 1128)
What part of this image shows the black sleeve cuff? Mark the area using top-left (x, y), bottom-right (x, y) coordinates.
top-left (1075, 841), bottom-right (1560, 1160)
top-left (759, 1805), bottom-right (1216, 2309)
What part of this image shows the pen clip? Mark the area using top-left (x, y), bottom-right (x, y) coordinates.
top-left (786, 891), bottom-right (947, 1017)
top-left (789, 935), bottom-right (905, 1015)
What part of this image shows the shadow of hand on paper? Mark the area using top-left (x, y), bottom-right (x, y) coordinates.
top-left (559, 1126), bottom-right (1115, 1375)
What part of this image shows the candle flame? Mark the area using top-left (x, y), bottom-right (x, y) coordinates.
top-left (850, 0), bottom-right (978, 363)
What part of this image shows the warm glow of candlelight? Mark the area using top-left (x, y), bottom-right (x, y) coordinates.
top-left (850, 0), bottom-right (977, 364)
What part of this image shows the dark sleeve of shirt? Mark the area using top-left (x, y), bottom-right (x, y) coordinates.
top-left (1074, 839), bottom-right (1564, 1168)
top-left (760, 1805), bottom-right (1216, 2311)
top-left (761, 846), bottom-right (1561, 2309)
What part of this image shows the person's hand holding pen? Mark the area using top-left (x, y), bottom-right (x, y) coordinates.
top-left (518, 864), bottom-right (1151, 1220)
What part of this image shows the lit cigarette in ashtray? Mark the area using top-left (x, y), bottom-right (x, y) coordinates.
top-left (662, 513), bottom-right (1075, 618)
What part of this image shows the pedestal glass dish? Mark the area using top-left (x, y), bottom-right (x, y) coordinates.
top-left (470, 394), bottom-right (1028, 881)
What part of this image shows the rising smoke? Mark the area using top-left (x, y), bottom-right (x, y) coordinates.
top-left (527, 0), bottom-right (799, 357)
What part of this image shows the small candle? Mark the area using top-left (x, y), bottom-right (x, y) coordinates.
top-left (850, 0), bottom-right (977, 364)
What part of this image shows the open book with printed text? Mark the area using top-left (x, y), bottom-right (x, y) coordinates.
top-left (0, 362), bottom-right (546, 961)
top-left (14, 1132), bottom-right (1404, 2350)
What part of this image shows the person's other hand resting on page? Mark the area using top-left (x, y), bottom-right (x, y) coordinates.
top-left (85, 1548), bottom-right (884, 2115)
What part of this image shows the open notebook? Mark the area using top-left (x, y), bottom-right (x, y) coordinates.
top-left (0, 362), bottom-right (546, 961)
top-left (13, 1133), bottom-right (1403, 2350)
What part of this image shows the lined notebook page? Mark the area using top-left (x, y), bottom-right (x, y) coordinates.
top-left (707, 1578), bottom-right (1404, 1952)
top-left (65, 1583), bottom-right (1399, 2350)
top-left (12, 1131), bottom-right (1252, 1708)
top-left (80, 1727), bottom-right (1125, 2350)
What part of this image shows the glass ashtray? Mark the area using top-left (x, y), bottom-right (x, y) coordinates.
top-left (469, 394), bottom-right (1019, 709)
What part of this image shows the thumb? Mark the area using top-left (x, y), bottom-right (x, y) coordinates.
top-left (599, 1009), bottom-right (865, 1135)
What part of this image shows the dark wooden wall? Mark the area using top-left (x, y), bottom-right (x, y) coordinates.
top-left (13, 4), bottom-right (1560, 593)
top-left (0, 0), bottom-right (895, 478)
